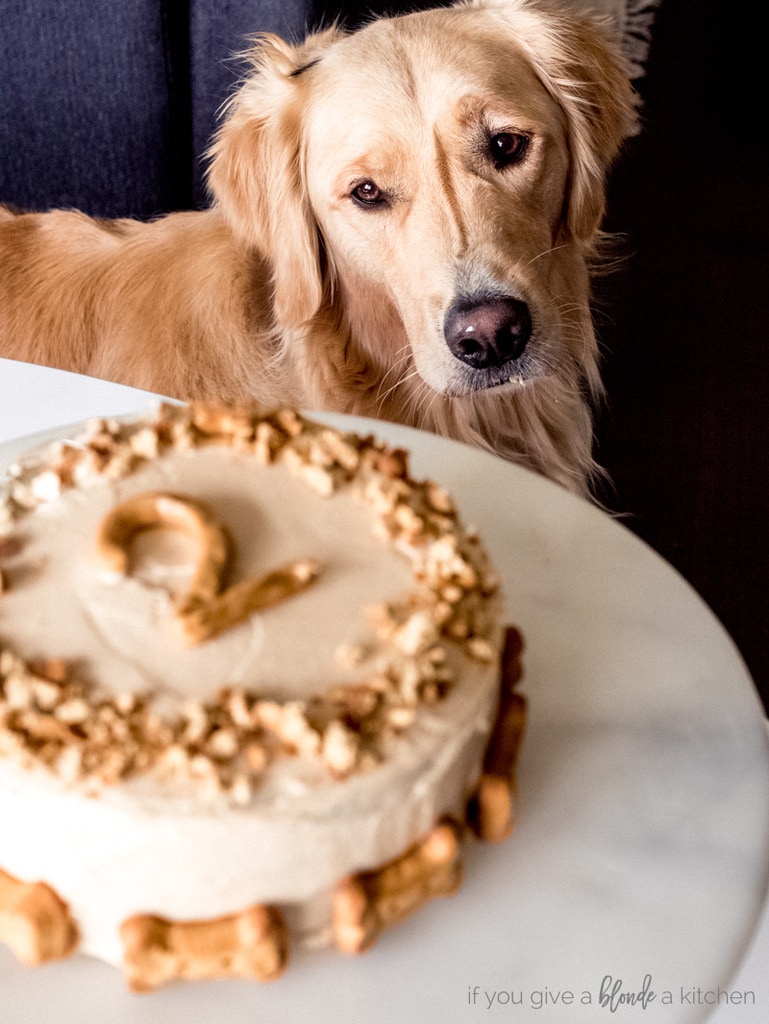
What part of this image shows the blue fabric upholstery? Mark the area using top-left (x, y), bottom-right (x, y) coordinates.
top-left (0, 0), bottom-right (319, 216)
top-left (0, 1), bottom-right (445, 217)
top-left (189, 0), bottom-right (317, 208)
top-left (0, 0), bottom-right (178, 217)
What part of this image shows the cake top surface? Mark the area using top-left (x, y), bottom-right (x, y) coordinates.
top-left (0, 404), bottom-right (502, 805)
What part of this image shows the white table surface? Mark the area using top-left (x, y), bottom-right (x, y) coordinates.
top-left (1, 357), bottom-right (768, 1024)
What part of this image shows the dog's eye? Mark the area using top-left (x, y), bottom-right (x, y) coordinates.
top-left (488, 131), bottom-right (529, 169)
top-left (351, 179), bottom-right (387, 208)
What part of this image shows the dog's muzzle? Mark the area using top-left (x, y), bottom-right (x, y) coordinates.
top-left (443, 294), bottom-right (532, 370)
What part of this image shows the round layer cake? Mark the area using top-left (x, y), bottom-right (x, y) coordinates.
top-left (0, 404), bottom-right (517, 987)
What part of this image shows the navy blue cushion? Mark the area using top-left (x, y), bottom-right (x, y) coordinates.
top-left (0, 1), bottom-right (449, 217)
top-left (190, 0), bottom-right (313, 208)
top-left (0, 0), bottom-right (178, 217)
top-left (0, 0), bottom-right (316, 216)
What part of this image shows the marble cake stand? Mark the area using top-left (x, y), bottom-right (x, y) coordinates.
top-left (1, 357), bottom-right (768, 1024)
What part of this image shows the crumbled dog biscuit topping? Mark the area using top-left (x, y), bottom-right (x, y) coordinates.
top-left (0, 404), bottom-right (501, 801)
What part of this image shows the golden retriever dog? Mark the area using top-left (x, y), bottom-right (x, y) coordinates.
top-left (0, 0), bottom-right (636, 494)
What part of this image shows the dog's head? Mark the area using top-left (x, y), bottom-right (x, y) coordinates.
top-left (208, 0), bottom-right (636, 424)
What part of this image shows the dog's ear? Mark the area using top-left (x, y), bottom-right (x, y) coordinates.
top-left (544, 10), bottom-right (638, 242)
top-left (207, 30), bottom-right (340, 329)
top-left (474, 0), bottom-right (638, 242)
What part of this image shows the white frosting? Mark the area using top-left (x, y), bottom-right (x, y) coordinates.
top-left (0, 416), bottom-right (502, 968)
top-left (2, 446), bottom-right (414, 700)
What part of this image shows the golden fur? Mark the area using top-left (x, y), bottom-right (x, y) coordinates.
top-left (0, 0), bottom-right (636, 494)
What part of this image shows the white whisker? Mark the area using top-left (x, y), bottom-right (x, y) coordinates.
top-left (526, 243), bottom-right (569, 267)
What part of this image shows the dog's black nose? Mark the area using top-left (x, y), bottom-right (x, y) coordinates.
top-left (443, 295), bottom-right (532, 369)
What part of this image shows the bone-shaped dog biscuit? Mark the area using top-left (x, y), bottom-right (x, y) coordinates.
top-left (0, 867), bottom-right (78, 965)
top-left (481, 689), bottom-right (527, 781)
top-left (467, 626), bottom-right (527, 842)
top-left (120, 903), bottom-right (288, 991)
top-left (333, 818), bottom-right (463, 954)
top-left (468, 773), bottom-right (521, 843)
